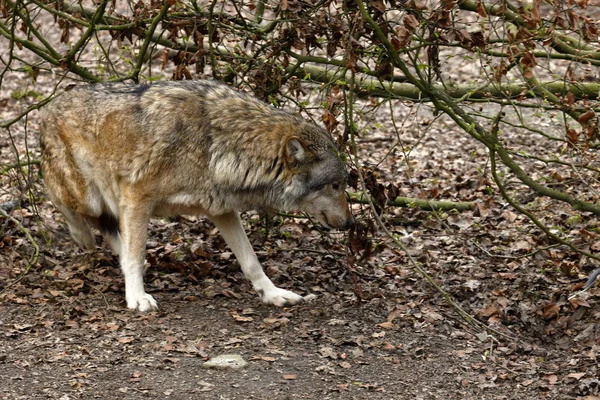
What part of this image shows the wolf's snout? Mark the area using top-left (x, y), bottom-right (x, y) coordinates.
top-left (321, 193), bottom-right (355, 230)
top-left (324, 211), bottom-right (354, 230)
top-left (343, 214), bottom-right (355, 230)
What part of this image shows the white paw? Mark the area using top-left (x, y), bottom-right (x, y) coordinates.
top-left (260, 287), bottom-right (303, 307)
top-left (126, 292), bottom-right (158, 312)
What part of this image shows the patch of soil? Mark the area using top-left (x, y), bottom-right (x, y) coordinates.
top-left (0, 289), bottom-right (570, 400)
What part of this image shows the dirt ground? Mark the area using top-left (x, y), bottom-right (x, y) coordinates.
top-left (0, 289), bottom-right (573, 400)
top-left (0, 216), bottom-right (599, 400)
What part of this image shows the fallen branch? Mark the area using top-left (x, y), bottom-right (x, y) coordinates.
top-left (348, 192), bottom-right (474, 211)
top-left (2, 159), bottom-right (41, 174)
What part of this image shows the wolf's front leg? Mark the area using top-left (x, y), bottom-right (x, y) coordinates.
top-left (209, 211), bottom-right (303, 307)
top-left (119, 201), bottom-right (158, 312)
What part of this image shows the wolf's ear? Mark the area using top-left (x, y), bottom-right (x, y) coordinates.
top-left (286, 138), bottom-right (308, 165)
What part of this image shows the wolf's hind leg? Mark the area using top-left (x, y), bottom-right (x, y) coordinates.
top-left (55, 204), bottom-right (96, 250)
top-left (209, 211), bottom-right (303, 307)
top-left (104, 233), bottom-right (122, 256)
top-left (97, 212), bottom-right (121, 256)
top-left (119, 201), bottom-right (157, 312)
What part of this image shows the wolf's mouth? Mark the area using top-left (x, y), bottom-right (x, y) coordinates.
top-left (320, 212), bottom-right (331, 229)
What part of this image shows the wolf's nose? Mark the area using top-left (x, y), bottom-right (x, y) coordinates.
top-left (344, 215), bottom-right (355, 229)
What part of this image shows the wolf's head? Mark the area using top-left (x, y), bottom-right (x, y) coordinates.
top-left (208, 98), bottom-right (354, 229)
top-left (282, 123), bottom-right (355, 230)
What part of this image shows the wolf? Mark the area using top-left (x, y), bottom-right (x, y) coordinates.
top-left (40, 80), bottom-right (354, 312)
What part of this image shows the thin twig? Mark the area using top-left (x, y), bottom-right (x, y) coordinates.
top-left (86, 283), bottom-right (110, 308)
top-left (345, 80), bottom-right (514, 343)
top-left (0, 207), bottom-right (40, 295)
top-left (131, 1), bottom-right (171, 82)
top-left (469, 240), bottom-right (561, 260)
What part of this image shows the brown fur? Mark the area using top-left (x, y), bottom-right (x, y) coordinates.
top-left (40, 80), bottom-right (353, 311)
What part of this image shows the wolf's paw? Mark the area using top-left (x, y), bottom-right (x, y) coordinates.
top-left (126, 292), bottom-right (158, 312)
top-left (260, 287), bottom-right (303, 307)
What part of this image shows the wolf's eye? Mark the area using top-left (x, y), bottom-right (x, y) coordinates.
top-left (331, 183), bottom-right (340, 191)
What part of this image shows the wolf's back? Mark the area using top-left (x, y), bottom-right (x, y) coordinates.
top-left (40, 80), bottom-right (345, 217)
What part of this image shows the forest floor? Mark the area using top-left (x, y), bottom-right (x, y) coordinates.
top-left (1, 27), bottom-right (600, 400)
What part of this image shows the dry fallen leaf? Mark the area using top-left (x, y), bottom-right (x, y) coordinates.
top-left (129, 370), bottom-right (142, 382)
top-left (423, 310), bottom-right (443, 322)
top-left (569, 297), bottom-right (590, 309)
top-left (104, 322), bottom-right (120, 331)
top-left (567, 372), bottom-right (585, 381)
top-left (231, 310), bottom-right (254, 323)
top-left (478, 304), bottom-right (498, 317)
top-left (339, 361), bottom-right (351, 369)
top-left (318, 347), bottom-right (338, 359)
top-left (500, 210), bottom-right (518, 222)
top-left (544, 374), bottom-right (558, 385)
top-left (542, 303), bottom-right (560, 320)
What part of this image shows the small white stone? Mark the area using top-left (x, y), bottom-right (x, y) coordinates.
top-left (202, 354), bottom-right (248, 369)
top-left (303, 293), bottom-right (318, 302)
